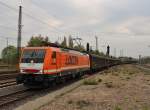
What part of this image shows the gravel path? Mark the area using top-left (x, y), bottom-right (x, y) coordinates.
top-left (38, 65), bottom-right (150, 110)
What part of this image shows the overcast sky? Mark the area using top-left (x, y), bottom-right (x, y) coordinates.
top-left (0, 0), bottom-right (150, 58)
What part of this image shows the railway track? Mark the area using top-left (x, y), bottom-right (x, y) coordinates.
top-left (0, 72), bottom-right (19, 88)
top-left (0, 66), bottom-right (117, 108)
top-left (0, 73), bottom-right (19, 80)
top-left (0, 89), bottom-right (33, 107)
top-left (0, 69), bottom-right (18, 74)
top-left (143, 64), bottom-right (150, 69)
top-left (0, 79), bottom-right (17, 88)
top-left (136, 64), bottom-right (150, 73)
top-left (0, 74), bottom-right (88, 108)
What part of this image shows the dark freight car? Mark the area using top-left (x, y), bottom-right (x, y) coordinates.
top-left (89, 54), bottom-right (120, 71)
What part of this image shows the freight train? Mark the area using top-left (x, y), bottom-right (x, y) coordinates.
top-left (16, 44), bottom-right (120, 87)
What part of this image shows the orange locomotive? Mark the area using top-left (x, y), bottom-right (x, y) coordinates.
top-left (17, 46), bottom-right (90, 87)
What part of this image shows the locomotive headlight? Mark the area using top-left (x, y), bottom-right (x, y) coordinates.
top-left (40, 70), bottom-right (43, 73)
top-left (20, 69), bottom-right (24, 73)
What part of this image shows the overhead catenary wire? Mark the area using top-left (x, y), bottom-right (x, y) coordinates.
top-left (0, 25), bottom-right (17, 31)
top-left (0, 35), bottom-right (17, 48)
top-left (0, 1), bottom-right (18, 12)
top-left (0, 1), bottom-right (63, 34)
top-left (23, 11), bottom-right (62, 33)
top-left (0, 35), bottom-right (17, 41)
top-left (0, 25), bottom-right (46, 35)
top-left (1, 1), bottom-right (148, 37)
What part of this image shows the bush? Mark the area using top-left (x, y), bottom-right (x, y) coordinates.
top-left (98, 78), bottom-right (102, 82)
top-left (67, 100), bottom-right (73, 104)
top-left (126, 76), bottom-right (130, 80)
top-left (1, 45), bottom-right (17, 64)
top-left (104, 82), bottom-right (113, 88)
top-left (83, 78), bottom-right (101, 85)
top-left (114, 105), bottom-right (122, 110)
top-left (76, 100), bottom-right (91, 108)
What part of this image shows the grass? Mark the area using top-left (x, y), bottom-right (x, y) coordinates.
top-left (143, 106), bottom-right (149, 110)
top-left (114, 105), bottom-right (122, 110)
top-left (104, 82), bottom-right (113, 88)
top-left (83, 78), bottom-right (102, 85)
top-left (67, 100), bottom-right (91, 108)
top-left (68, 100), bottom-right (91, 109)
top-left (124, 96), bottom-right (129, 102)
top-left (126, 76), bottom-right (131, 80)
top-left (67, 100), bottom-right (73, 104)
top-left (112, 72), bottom-right (119, 76)
top-left (98, 78), bottom-right (102, 82)
top-left (76, 100), bottom-right (91, 109)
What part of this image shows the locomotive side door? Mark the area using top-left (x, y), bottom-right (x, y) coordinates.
top-left (51, 51), bottom-right (57, 73)
top-left (56, 52), bottom-right (61, 72)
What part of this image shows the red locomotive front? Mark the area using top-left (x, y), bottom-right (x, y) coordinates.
top-left (17, 46), bottom-right (90, 87)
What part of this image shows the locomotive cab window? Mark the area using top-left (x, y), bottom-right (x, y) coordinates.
top-left (21, 49), bottom-right (45, 63)
top-left (51, 51), bottom-right (56, 64)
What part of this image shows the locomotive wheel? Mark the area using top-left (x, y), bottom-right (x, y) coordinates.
top-left (61, 77), bottom-right (66, 83)
top-left (43, 81), bottom-right (49, 88)
top-left (51, 81), bottom-right (56, 86)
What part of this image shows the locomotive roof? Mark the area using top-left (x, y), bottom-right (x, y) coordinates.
top-left (22, 46), bottom-right (88, 56)
top-left (60, 48), bottom-right (88, 56)
top-left (22, 47), bottom-right (50, 49)
top-left (90, 54), bottom-right (120, 61)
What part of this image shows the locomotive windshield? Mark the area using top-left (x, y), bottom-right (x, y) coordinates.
top-left (21, 49), bottom-right (45, 63)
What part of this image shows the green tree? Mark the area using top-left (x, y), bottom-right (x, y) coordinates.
top-left (141, 56), bottom-right (150, 64)
top-left (61, 36), bottom-right (67, 47)
top-left (68, 35), bottom-right (74, 48)
top-left (99, 52), bottom-right (106, 56)
top-left (90, 50), bottom-right (105, 56)
top-left (27, 35), bottom-right (50, 46)
top-left (1, 45), bottom-right (17, 64)
top-left (44, 36), bottom-right (49, 42)
top-left (54, 41), bottom-right (59, 45)
top-left (95, 50), bottom-right (105, 56)
top-left (74, 45), bottom-right (85, 51)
